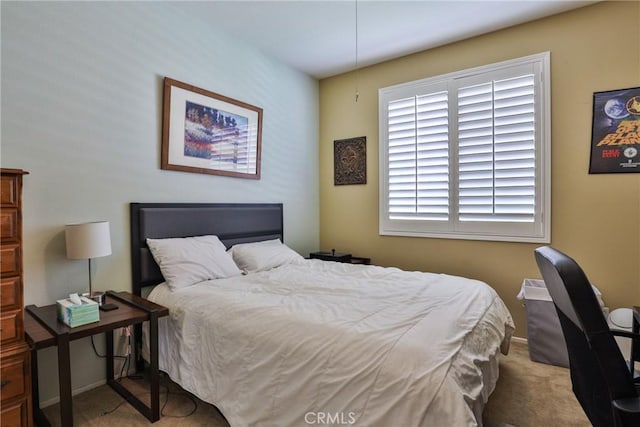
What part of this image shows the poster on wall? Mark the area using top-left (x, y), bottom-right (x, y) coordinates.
top-left (589, 86), bottom-right (640, 174)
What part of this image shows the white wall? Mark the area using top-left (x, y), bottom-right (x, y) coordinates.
top-left (1, 1), bottom-right (319, 403)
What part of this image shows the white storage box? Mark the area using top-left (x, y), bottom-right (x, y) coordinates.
top-left (517, 278), bottom-right (605, 368)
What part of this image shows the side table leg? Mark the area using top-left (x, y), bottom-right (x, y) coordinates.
top-left (30, 347), bottom-right (52, 427)
top-left (30, 347), bottom-right (39, 418)
top-left (106, 330), bottom-right (114, 381)
top-left (57, 333), bottom-right (73, 427)
top-left (107, 318), bottom-right (160, 422)
top-left (150, 313), bottom-right (160, 421)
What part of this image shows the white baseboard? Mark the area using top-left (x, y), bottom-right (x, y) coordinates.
top-left (40, 379), bottom-right (106, 408)
top-left (39, 328), bottom-right (132, 409)
top-left (511, 336), bottom-right (527, 345)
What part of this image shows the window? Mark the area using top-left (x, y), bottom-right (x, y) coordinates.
top-left (379, 52), bottom-right (550, 243)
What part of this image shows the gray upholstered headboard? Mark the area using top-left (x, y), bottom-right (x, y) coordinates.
top-left (130, 202), bottom-right (284, 296)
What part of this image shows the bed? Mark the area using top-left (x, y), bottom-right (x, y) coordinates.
top-left (130, 202), bottom-right (514, 427)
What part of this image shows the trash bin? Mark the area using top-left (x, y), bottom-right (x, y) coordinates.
top-left (607, 308), bottom-right (634, 361)
top-left (517, 278), bottom-right (605, 368)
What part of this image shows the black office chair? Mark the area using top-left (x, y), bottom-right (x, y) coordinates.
top-left (534, 246), bottom-right (640, 427)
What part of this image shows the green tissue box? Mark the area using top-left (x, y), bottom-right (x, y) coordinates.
top-left (56, 296), bottom-right (100, 327)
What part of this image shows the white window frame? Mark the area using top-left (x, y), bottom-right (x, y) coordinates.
top-left (379, 52), bottom-right (551, 243)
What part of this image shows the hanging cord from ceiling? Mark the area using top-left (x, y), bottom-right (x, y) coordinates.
top-left (355, 0), bottom-right (359, 102)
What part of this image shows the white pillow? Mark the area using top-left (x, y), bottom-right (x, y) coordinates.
top-left (229, 239), bottom-right (303, 273)
top-left (146, 235), bottom-right (242, 290)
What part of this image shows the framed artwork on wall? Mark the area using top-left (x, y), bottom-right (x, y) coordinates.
top-left (589, 86), bottom-right (640, 174)
top-left (161, 77), bottom-right (263, 179)
top-left (334, 136), bottom-right (366, 185)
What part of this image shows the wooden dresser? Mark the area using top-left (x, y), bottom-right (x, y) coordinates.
top-left (1, 168), bottom-right (32, 427)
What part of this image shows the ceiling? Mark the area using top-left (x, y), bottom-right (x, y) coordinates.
top-left (180, 0), bottom-right (598, 79)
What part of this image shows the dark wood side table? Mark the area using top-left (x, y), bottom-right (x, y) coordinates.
top-left (24, 291), bottom-right (168, 426)
top-left (309, 251), bottom-right (371, 265)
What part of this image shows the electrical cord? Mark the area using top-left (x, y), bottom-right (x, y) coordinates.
top-left (90, 336), bottom-right (129, 361)
top-left (89, 329), bottom-right (199, 418)
top-left (100, 374), bottom-right (199, 418)
top-left (91, 335), bottom-right (131, 359)
top-left (101, 395), bottom-right (131, 416)
top-left (161, 386), bottom-right (199, 418)
top-left (91, 329), bottom-right (144, 383)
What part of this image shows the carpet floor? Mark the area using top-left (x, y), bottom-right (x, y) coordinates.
top-left (40, 341), bottom-right (590, 426)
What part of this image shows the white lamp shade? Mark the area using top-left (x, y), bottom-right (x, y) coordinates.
top-left (65, 221), bottom-right (112, 259)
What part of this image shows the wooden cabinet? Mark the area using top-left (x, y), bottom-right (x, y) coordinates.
top-left (1, 168), bottom-right (32, 427)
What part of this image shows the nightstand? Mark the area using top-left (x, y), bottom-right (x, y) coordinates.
top-left (309, 250), bottom-right (371, 265)
top-left (24, 291), bottom-right (168, 426)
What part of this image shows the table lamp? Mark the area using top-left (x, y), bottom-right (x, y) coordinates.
top-left (65, 221), bottom-right (111, 305)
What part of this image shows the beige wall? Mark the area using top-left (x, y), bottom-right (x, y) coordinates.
top-left (319, 1), bottom-right (640, 337)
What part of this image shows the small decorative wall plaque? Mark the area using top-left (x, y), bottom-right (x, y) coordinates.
top-left (334, 136), bottom-right (366, 185)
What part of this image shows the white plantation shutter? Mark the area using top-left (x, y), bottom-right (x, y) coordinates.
top-left (417, 92), bottom-right (449, 219)
top-left (388, 97), bottom-right (418, 218)
top-left (388, 92), bottom-right (449, 220)
top-left (457, 75), bottom-right (535, 222)
top-left (380, 52), bottom-right (550, 243)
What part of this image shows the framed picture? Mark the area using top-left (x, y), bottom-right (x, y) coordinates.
top-left (162, 77), bottom-right (263, 179)
top-left (334, 136), bottom-right (366, 185)
top-left (589, 86), bottom-right (640, 174)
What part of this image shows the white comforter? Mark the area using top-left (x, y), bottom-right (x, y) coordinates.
top-left (147, 259), bottom-right (514, 427)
